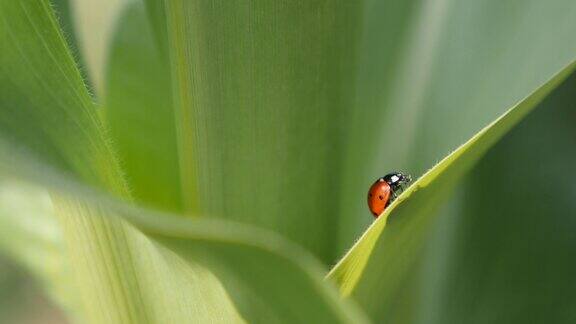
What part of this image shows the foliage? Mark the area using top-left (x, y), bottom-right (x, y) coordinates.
top-left (0, 0), bottom-right (575, 323)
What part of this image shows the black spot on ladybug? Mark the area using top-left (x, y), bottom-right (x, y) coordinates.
top-left (379, 195), bottom-right (384, 200)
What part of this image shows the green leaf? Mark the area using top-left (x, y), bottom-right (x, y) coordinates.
top-left (0, 180), bottom-right (80, 321)
top-left (0, 3), bottom-right (176, 322)
top-left (142, 0), bottom-right (168, 56)
top-left (162, 0), bottom-right (364, 263)
top-left (104, 2), bottom-right (181, 212)
top-left (52, 195), bottom-right (246, 323)
top-left (67, 0), bottom-right (128, 93)
top-left (334, 0), bottom-right (421, 252)
top-left (418, 72), bottom-right (576, 324)
top-left (336, 0), bottom-right (576, 255)
top-left (50, 0), bottom-right (93, 95)
top-left (0, 160), bottom-right (368, 323)
top-left (0, 2), bottom-right (367, 323)
top-left (331, 1), bottom-right (576, 320)
top-left (332, 1), bottom-right (576, 320)
top-left (327, 60), bottom-right (576, 320)
top-left (120, 204), bottom-right (369, 324)
top-left (50, 0), bottom-right (79, 53)
top-left (0, 0), bottom-right (126, 195)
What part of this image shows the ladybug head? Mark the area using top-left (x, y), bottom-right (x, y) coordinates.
top-left (383, 172), bottom-right (412, 191)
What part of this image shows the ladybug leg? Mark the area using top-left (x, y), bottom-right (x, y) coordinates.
top-left (385, 198), bottom-right (392, 207)
top-left (389, 190), bottom-right (398, 204)
top-left (395, 181), bottom-right (411, 196)
top-left (396, 184), bottom-right (406, 195)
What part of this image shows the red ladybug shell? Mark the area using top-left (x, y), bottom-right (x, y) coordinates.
top-left (367, 178), bottom-right (391, 217)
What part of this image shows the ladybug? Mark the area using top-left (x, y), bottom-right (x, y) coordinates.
top-left (367, 172), bottom-right (412, 217)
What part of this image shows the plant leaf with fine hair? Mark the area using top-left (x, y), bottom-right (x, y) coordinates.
top-left (67, 0), bottom-right (128, 93)
top-left (418, 69), bottom-right (576, 324)
top-left (0, 1), bottom-right (368, 323)
top-left (327, 59), bottom-right (576, 320)
top-left (336, 0), bottom-right (576, 256)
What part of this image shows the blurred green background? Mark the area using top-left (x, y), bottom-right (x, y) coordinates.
top-left (1, 0), bottom-right (575, 322)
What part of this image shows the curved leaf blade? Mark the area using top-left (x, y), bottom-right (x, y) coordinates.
top-left (327, 60), bottom-right (576, 319)
top-left (336, 0), bottom-right (576, 258)
top-left (0, 0), bottom-right (127, 195)
top-left (0, 2), bottom-right (369, 322)
top-left (419, 73), bottom-right (576, 324)
top-left (52, 195), bottom-right (246, 323)
top-left (0, 148), bottom-right (370, 323)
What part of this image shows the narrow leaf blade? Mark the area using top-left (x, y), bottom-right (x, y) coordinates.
top-left (104, 2), bottom-right (181, 212)
top-left (328, 60), bottom-right (576, 319)
top-left (163, 0), bottom-right (364, 262)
